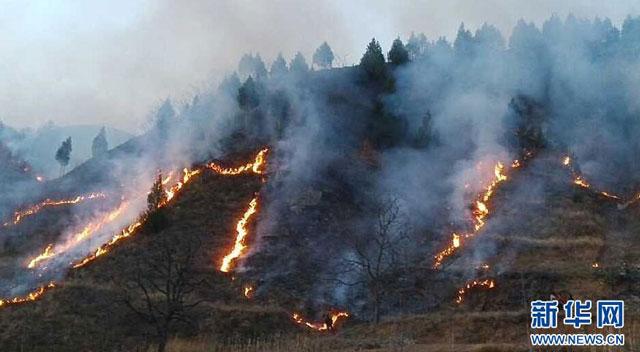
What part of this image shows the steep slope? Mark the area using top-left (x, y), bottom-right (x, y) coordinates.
top-left (0, 159), bottom-right (272, 351)
top-left (0, 148), bottom-right (639, 352)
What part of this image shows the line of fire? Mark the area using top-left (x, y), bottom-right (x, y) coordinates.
top-left (5, 144), bottom-right (635, 328)
top-left (0, 148), bottom-right (350, 333)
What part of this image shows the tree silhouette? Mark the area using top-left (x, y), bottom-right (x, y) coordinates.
top-left (147, 174), bottom-right (169, 233)
top-left (91, 127), bottom-right (108, 158)
top-left (360, 38), bottom-right (387, 81)
top-left (253, 54), bottom-right (268, 78)
top-left (238, 53), bottom-right (267, 79)
top-left (453, 23), bottom-right (474, 58)
top-left (238, 53), bottom-right (254, 79)
top-left (289, 52), bottom-right (310, 76)
top-left (147, 174), bottom-right (167, 211)
top-left (55, 137), bottom-right (72, 176)
top-left (388, 38), bottom-right (410, 66)
top-left (312, 42), bottom-right (335, 69)
top-left (218, 73), bottom-right (241, 96)
top-left (406, 32), bottom-right (428, 60)
top-left (117, 233), bottom-right (203, 352)
top-left (338, 196), bottom-right (410, 323)
top-left (237, 76), bottom-right (261, 110)
top-left (270, 53), bottom-right (288, 77)
top-left (474, 23), bottom-right (505, 52)
top-left (155, 99), bottom-right (176, 138)
top-left (412, 111), bottom-right (434, 149)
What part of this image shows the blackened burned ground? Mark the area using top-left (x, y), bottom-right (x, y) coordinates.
top-left (0, 169), bottom-right (285, 351)
top-left (0, 151), bottom-right (639, 351)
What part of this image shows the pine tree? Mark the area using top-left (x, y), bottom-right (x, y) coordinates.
top-left (238, 53), bottom-right (268, 79)
top-left (91, 127), bottom-right (108, 158)
top-left (474, 23), bottom-right (505, 52)
top-left (218, 73), bottom-right (241, 96)
top-left (155, 99), bottom-right (176, 137)
top-left (253, 54), bottom-right (268, 78)
top-left (270, 53), bottom-right (288, 77)
top-left (453, 23), bottom-right (474, 57)
top-left (55, 137), bottom-right (72, 176)
top-left (147, 174), bottom-right (167, 211)
top-left (360, 38), bottom-right (387, 81)
top-left (388, 38), bottom-right (410, 66)
top-left (406, 32), bottom-right (428, 60)
top-left (238, 76), bottom-right (260, 110)
top-left (147, 174), bottom-right (169, 233)
top-left (289, 52), bottom-right (309, 76)
top-left (238, 53), bottom-right (255, 79)
top-left (312, 42), bottom-right (335, 69)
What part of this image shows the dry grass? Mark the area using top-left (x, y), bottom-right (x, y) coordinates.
top-left (166, 335), bottom-right (344, 352)
top-left (165, 316), bottom-right (640, 352)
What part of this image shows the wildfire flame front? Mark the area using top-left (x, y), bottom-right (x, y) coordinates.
top-left (433, 161), bottom-right (512, 269)
top-left (291, 311), bottom-right (350, 332)
top-left (455, 279), bottom-right (496, 304)
top-left (220, 197), bottom-right (259, 273)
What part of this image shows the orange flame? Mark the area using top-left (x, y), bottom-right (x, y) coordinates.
top-left (3, 192), bottom-right (107, 227)
top-left (27, 166), bottom-right (205, 270)
top-left (243, 285), bottom-right (254, 298)
top-left (27, 202), bottom-right (129, 269)
top-left (573, 176), bottom-right (590, 189)
top-left (562, 155), bottom-right (625, 200)
top-left (71, 151), bottom-right (269, 270)
top-left (207, 148), bottom-right (269, 175)
top-left (73, 167), bottom-right (209, 268)
top-left (220, 197), bottom-right (259, 273)
top-left (163, 168), bottom-right (201, 205)
top-left (0, 282), bottom-right (56, 308)
top-left (455, 279), bottom-right (496, 304)
top-left (599, 191), bottom-right (620, 200)
top-left (291, 311), bottom-right (350, 332)
top-left (72, 220), bottom-right (144, 268)
top-left (433, 162), bottom-right (511, 268)
top-left (3, 149), bottom-right (271, 311)
top-left (35, 149), bottom-right (269, 271)
top-left (27, 244), bottom-right (55, 269)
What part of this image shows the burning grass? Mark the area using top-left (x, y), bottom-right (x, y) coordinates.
top-left (2, 150), bottom-right (640, 350)
top-left (433, 161), bottom-right (514, 269)
top-left (1, 149), bottom-right (270, 312)
top-left (219, 197), bottom-right (259, 273)
top-left (2, 192), bottom-right (107, 227)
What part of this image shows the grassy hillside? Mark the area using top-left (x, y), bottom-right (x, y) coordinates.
top-left (0, 149), bottom-right (638, 352)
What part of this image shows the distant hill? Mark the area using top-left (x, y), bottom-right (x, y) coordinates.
top-left (0, 123), bottom-right (133, 179)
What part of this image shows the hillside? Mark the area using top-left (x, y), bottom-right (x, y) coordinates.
top-left (3, 14), bottom-right (640, 352)
top-left (0, 123), bottom-right (133, 179)
top-left (0, 147), bottom-right (638, 351)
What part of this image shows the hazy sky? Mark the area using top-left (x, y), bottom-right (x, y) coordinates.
top-left (1, 0), bottom-right (639, 133)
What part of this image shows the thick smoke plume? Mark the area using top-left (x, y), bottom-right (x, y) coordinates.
top-left (2, 14), bottom-right (640, 323)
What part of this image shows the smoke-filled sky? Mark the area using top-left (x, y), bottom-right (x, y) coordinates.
top-left (1, 0), bottom-right (639, 132)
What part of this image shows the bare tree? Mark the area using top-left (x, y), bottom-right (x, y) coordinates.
top-left (338, 196), bottom-right (410, 323)
top-left (116, 233), bottom-right (204, 352)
